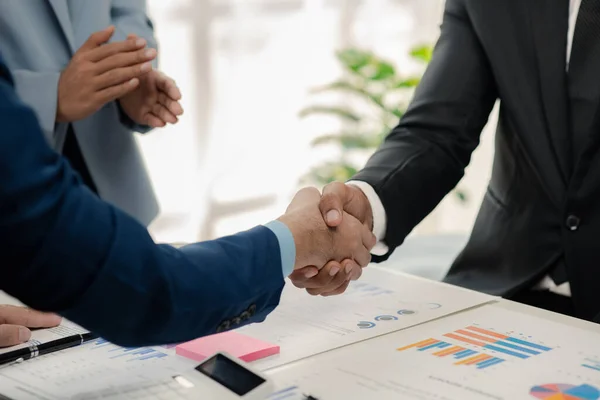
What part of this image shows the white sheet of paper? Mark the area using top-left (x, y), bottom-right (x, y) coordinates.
top-left (0, 338), bottom-right (195, 399)
top-left (269, 304), bottom-right (600, 400)
top-left (238, 267), bottom-right (495, 371)
top-left (0, 319), bottom-right (88, 356)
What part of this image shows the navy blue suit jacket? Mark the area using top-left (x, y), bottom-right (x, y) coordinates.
top-left (0, 55), bottom-right (284, 346)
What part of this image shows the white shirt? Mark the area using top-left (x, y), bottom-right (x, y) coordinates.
top-left (349, 0), bottom-right (583, 297)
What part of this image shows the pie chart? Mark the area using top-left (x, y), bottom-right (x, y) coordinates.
top-left (530, 383), bottom-right (600, 400)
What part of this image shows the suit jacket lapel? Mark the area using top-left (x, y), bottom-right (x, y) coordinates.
top-left (47, 0), bottom-right (75, 53)
top-left (529, 0), bottom-right (571, 187)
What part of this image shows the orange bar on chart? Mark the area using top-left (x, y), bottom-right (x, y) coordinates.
top-left (455, 354), bottom-right (491, 366)
top-left (455, 329), bottom-right (497, 343)
top-left (397, 338), bottom-right (438, 352)
top-left (443, 333), bottom-right (486, 347)
top-left (465, 326), bottom-right (508, 340)
top-left (433, 346), bottom-right (464, 357)
top-left (464, 355), bottom-right (492, 365)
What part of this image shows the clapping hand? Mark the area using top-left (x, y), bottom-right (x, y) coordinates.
top-left (0, 305), bottom-right (61, 348)
top-left (118, 34), bottom-right (183, 128)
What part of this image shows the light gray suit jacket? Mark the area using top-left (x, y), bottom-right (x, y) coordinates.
top-left (0, 0), bottom-right (159, 225)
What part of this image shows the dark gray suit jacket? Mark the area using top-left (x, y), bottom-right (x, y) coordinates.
top-left (353, 0), bottom-right (600, 321)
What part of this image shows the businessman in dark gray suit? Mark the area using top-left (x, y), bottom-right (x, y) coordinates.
top-left (300, 0), bottom-right (600, 323)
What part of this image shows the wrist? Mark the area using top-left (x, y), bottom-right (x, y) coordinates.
top-left (277, 213), bottom-right (327, 269)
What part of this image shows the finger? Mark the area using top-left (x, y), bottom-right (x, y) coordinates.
top-left (287, 187), bottom-right (321, 213)
top-left (320, 182), bottom-right (349, 227)
top-left (158, 92), bottom-right (184, 116)
top-left (127, 34), bottom-right (138, 40)
top-left (293, 262), bottom-right (339, 290)
top-left (152, 103), bottom-right (178, 124)
top-left (96, 63), bottom-right (152, 89)
top-left (0, 305), bottom-right (62, 328)
top-left (96, 78), bottom-right (140, 104)
top-left (95, 47), bottom-right (157, 74)
top-left (145, 113), bottom-right (167, 128)
top-left (321, 281), bottom-right (351, 297)
top-left (289, 266), bottom-right (319, 282)
top-left (87, 37), bottom-right (149, 63)
top-left (79, 26), bottom-right (116, 52)
top-left (0, 325), bottom-right (31, 348)
top-left (156, 74), bottom-right (183, 101)
top-left (353, 244), bottom-right (372, 268)
top-left (361, 225), bottom-right (377, 252)
top-left (342, 259), bottom-right (363, 281)
top-left (306, 262), bottom-right (350, 296)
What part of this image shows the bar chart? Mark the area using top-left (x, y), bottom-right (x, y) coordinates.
top-left (582, 357), bottom-right (600, 372)
top-left (397, 325), bottom-right (552, 369)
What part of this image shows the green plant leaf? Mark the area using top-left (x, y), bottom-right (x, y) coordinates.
top-left (394, 77), bottom-right (421, 88)
top-left (337, 49), bottom-right (372, 74)
top-left (310, 81), bottom-right (386, 109)
top-left (299, 106), bottom-right (362, 122)
top-left (454, 189), bottom-right (468, 203)
top-left (311, 132), bottom-right (383, 150)
top-left (368, 61), bottom-right (396, 81)
top-left (302, 162), bottom-right (359, 185)
top-left (410, 45), bottom-right (433, 63)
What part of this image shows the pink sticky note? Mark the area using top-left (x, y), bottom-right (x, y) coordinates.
top-left (176, 331), bottom-right (280, 363)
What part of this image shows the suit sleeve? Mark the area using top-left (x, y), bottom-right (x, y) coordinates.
top-left (10, 70), bottom-right (61, 146)
top-left (110, 0), bottom-right (158, 133)
top-left (0, 65), bottom-right (284, 347)
top-left (352, 0), bottom-right (498, 261)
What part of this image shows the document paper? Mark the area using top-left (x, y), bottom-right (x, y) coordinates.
top-left (238, 267), bottom-right (495, 371)
top-left (270, 305), bottom-right (600, 400)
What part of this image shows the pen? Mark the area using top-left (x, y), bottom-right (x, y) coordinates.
top-left (303, 395), bottom-right (319, 400)
top-left (0, 332), bottom-right (98, 366)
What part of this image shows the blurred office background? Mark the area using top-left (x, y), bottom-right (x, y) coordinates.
top-left (140, 0), bottom-right (498, 274)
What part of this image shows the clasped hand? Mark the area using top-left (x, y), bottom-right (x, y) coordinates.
top-left (278, 185), bottom-right (375, 297)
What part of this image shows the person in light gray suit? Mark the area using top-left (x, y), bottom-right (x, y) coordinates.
top-left (0, 0), bottom-right (184, 226)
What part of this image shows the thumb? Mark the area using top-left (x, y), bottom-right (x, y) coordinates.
top-left (319, 182), bottom-right (347, 227)
top-left (287, 187), bottom-right (321, 213)
top-left (80, 25), bottom-right (116, 51)
top-left (0, 324), bottom-right (31, 348)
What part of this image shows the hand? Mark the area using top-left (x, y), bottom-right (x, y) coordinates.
top-left (319, 182), bottom-right (374, 229)
top-left (0, 305), bottom-right (62, 348)
top-left (56, 26), bottom-right (157, 123)
top-left (277, 187), bottom-right (376, 271)
top-left (119, 35), bottom-right (183, 128)
top-left (290, 259), bottom-right (363, 296)
top-left (289, 182), bottom-right (374, 296)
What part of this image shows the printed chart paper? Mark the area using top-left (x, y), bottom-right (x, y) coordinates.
top-left (238, 267), bottom-right (495, 371)
top-left (0, 338), bottom-right (195, 400)
top-left (269, 305), bottom-right (600, 400)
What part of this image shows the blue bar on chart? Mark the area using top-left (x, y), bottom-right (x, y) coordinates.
top-left (454, 350), bottom-right (478, 359)
top-left (476, 357), bottom-right (505, 369)
top-left (503, 337), bottom-right (551, 352)
top-left (483, 344), bottom-right (530, 359)
top-left (418, 342), bottom-right (452, 351)
top-left (493, 341), bottom-right (540, 355)
top-left (135, 352), bottom-right (168, 361)
top-left (582, 358), bottom-right (600, 372)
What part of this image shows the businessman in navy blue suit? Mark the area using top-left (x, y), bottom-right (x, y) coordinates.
top-left (0, 54), bottom-right (375, 347)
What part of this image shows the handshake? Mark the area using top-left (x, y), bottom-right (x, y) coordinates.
top-left (278, 183), bottom-right (375, 297)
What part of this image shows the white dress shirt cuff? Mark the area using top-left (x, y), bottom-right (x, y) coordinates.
top-left (347, 180), bottom-right (390, 256)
